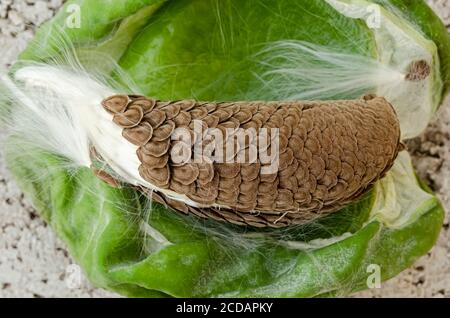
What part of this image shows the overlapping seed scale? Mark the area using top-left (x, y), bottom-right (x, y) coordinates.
top-left (100, 95), bottom-right (401, 227)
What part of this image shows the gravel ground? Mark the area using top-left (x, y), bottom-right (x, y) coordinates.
top-left (0, 0), bottom-right (449, 298)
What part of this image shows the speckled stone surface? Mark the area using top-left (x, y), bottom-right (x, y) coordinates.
top-left (0, 0), bottom-right (448, 298)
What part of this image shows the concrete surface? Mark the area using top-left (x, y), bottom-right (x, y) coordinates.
top-left (0, 0), bottom-right (448, 298)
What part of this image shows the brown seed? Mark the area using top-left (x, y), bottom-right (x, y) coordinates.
top-left (260, 172), bottom-right (278, 183)
top-left (310, 155), bottom-right (326, 179)
top-left (218, 174), bottom-right (241, 191)
top-left (131, 98), bottom-right (156, 113)
top-left (203, 115), bottom-right (220, 128)
top-left (170, 179), bottom-right (195, 195)
top-left (204, 103), bottom-right (218, 113)
top-left (93, 169), bottom-right (120, 188)
top-left (279, 148), bottom-right (294, 170)
top-left (152, 121), bottom-right (175, 141)
top-left (123, 122), bottom-right (153, 146)
top-left (150, 191), bottom-right (167, 206)
top-left (241, 163), bottom-right (260, 181)
top-left (113, 105), bottom-right (144, 128)
top-left (141, 139), bottom-right (170, 157)
top-left (217, 189), bottom-right (240, 203)
top-left (340, 162), bottom-right (355, 181)
top-left (165, 198), bottom-right (189, 214)
top-left (294, 189), bottom-right (312, 204)
top-left (276, 190), bottom-right (294, 209)
top-left (139, 165), bottom-right (170, 188)
top-left (102, 95), bottom-right (129, 114)
top-left (173, 111), bottom-right (192, 126)
top-left (212, 109), bottom-right (233, 122)
top-left (405, 60), bottom-right (431, 81)
top-left (161, 103), bottom-right (181, 119)
top-left (240, 177), bottom-right (260, 193)
top-left (177, 100), bottom-right (197, 111)
top-left (197, 162), bottom-right (215, 185)
top-left (328, 181), bottom-right (348, 199)
top-left (319, 170), bottom-right (338, 189)
top-left (101, 95), bottom-right (402, 228)
top-left (234, 202), bottom-right (257, 212)
top-left (144, 110), bottom-right (166, 128)
top-left (280, 175), bottom-right (299, 193)
top-left (238, 192), bottom-right (257, 204)
top-left (190, 107), bottom-right (208, 119)
top-left (216, 163), bottom-right (241, 178)
top-left (137, 149), bottom-right (169, 168)
top-left (187, 191), bottom-right (216, 206)
top-left (280, 159), bottom-right (299, 179)
top-left (233, 109), bottom-right (253, 124)
top-left (172, 164), bottom-right (199, 185)
top-left (259, 180), bottom-right (279, 195)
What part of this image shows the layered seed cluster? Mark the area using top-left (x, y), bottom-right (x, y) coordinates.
top-left (100, 95), bottom-right (402, 227)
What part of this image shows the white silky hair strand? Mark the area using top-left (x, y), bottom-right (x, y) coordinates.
top-left (257, 40), bottom-right (405, 101)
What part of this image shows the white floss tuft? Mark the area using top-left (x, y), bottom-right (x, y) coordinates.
top-left (11, 65), bottom-right (144, 183)
top-left (7, 65), bottom-right (209, 208)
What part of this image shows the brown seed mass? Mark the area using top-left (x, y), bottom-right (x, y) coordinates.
top-left (96, 94), bottom-right (403, 228)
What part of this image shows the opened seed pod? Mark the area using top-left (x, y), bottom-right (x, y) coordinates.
top-left (96, 95), bottom-right (403, 228)
top-left (1, 0), bottom-right (449, 298)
